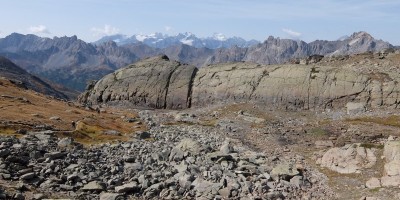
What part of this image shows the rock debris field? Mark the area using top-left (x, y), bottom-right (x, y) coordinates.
top-left (0, 109), bottom-right (334, 199)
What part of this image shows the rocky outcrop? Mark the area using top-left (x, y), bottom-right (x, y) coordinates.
top-left (192, 62), bottom-right (400, 110)
top-left (78, 55), bottom-right (196, 109)
top-left (80, 53), bottom-right (400, 110)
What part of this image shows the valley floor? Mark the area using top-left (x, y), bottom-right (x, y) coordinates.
top-left (1, 78), bottom-right (400, 199)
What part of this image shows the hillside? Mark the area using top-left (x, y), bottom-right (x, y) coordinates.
top-left (0, 56), bottom-right (69, 99)
top-left (0, 78), bottom-right (145, 143)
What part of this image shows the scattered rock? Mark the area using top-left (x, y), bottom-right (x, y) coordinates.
top-left (49, 116), bottom-right (61, 120)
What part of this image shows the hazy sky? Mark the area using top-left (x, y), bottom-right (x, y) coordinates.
top-left (1, 0), bottom-right (399, 44)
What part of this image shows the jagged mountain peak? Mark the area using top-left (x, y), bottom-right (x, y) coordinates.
top-left (94, 32), bottom-right (260, 49)
top-left (350, 31), bottom-right (373, 39)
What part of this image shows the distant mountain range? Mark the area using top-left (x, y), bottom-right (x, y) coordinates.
top-left (93, 32), bottom-right (260, 49)
top-left (0, 31), bottom-right (393, 92)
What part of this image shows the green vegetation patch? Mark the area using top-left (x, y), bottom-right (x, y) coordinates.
top-left (308, 127), bottom-right (328, 137)
top-left (347, 115), bottom-right (400, 128)
top-left (360, 143), bottom-right (384, 149)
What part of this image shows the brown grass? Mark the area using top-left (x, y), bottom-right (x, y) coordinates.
top-left (0, 79), bottom-right (146, 145)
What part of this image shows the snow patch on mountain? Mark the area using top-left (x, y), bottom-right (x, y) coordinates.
top-left (94, 32), bottom-right (260, 49)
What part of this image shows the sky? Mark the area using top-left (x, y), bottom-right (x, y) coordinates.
top-left (1, 0), bottom-right (399, 45)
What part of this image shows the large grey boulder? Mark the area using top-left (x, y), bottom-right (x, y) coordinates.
top-left (383, 140), bottom-right (400, 176)
top-left (79, 55), bottom-right (196, 109)
top-left (318, 143), bottom-right (376, 174)
top-left (381, 140), bottom-right (400, 187)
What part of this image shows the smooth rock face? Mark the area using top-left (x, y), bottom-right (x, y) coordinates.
top-left (80, 55), bottom-right (400, 110)
top-left (318, 144), bottom-right (376, 174)
top-left (192, 63), bottom-right (375, 110)
top-left (346, 102), bottom-right (366, 115)
top-left (79, 56), bottom-right (196, 109)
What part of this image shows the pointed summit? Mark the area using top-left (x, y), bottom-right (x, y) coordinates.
top-left (349, 31), bottom-right (373, 40)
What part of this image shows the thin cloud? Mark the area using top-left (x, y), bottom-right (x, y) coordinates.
top-left (282, 28), bottom-right (302, 39)
top-left (29, 25), bottom-right (50, 34)
top-left (165, 26), bottom-right (173, 32)
top-left (91, 25), bottom-right (120, 36)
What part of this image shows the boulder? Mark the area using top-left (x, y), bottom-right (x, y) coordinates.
top-left (58, 137), bottom-right (74, 148)
top-left (170, 138), bottom-right (202, 161)
top-left (270, 162), bottom-right (300, 180)
top-left (366, 177), bottom-right (381, 189)
top-left (318, 143), bottom-right (376, 174)
top-left (78, 56), bottom-right (197, 109)
top-left (220, 141), bottom-right (234, 154)
top-left (115, 182), bottom-right (139, 193)
top-left (383, 141), bottom-right (400, 176)
top-left (99, 193), bottom-right (124, 200)
top-left (381, 176), bottom-right (400, 187)
top-left (20, 172), bottom-right (36, 180)
top-left (82, 181), bottom-right (106, 191)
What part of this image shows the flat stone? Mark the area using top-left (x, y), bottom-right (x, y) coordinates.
top-left (58, 137), bottom-right (74, 147)
top-left (218, 187), bottom-right (231, 198)
top-left (100, 193), bottom-right (124, 200)
top-left (20, 172), bottom-right (36, 180)
top-left (271, 163), bottom-right (299, 180)
top-left (82, 181), bottom-right (106, 191)
top-left (381, 175), bottom-right (400, 187)
top-left (49, 116), bottom-right (61, 120)
top-left (366, 177), bottom-right (381, 189)
top-left (45, 152), bottom-right (66, 160)
top-left (33, 193), bottom-right (45, 200)
top-left (115, 182), bottom-right (139, 193)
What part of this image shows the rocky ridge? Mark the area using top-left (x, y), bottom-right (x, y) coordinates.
top-left (80, 50), bottom-right (400, 111)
